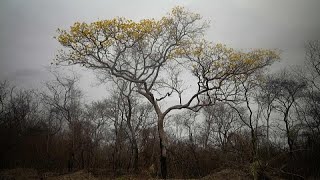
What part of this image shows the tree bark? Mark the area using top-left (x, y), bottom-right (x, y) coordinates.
top-left (158, 114), bottom-right (168, 179)
top-left (132, 137), bottom-right (139, 172)
top-left (140, 91), bottom-right (168, 178)
top-left (125, 96), bottom-right (139, 172)
top-left (284, 106), bottom-right (294, 157)
top-left (251, 129), bottom-right (258, 161)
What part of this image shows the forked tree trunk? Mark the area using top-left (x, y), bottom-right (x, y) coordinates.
top-left (142, 92), bottom-right (168, 178)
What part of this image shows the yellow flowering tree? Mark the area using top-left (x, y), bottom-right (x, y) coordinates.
top-left (55, 6), bottom-right (279, 178)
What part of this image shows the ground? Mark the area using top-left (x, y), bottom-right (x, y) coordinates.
top-left (0, 168), bottom-right (286, 179)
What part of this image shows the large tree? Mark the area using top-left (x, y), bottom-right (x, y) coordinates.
top-left (55, 7), bottom-right (279, 178)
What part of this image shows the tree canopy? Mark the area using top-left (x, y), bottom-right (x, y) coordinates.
top-left (56, 6), bottom-right (279, 111)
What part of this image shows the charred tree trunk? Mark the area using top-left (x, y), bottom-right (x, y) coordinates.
top-left (158, 114), bottom-right (167, 179)
top-left (284, 104), bottom-right (294, 157)
top-left (132, 139), bottom-right (139, 172)
top-left (125, 97), bottom-right (139, 172)
top-left (251, 129), bottom-right (258, 161)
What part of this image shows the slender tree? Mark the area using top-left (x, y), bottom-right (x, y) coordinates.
top-left (266, 71), bottom-right (306, 155)
top-left (42, 74), bottom-right (83, 171)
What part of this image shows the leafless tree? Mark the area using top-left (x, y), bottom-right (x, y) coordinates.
top-left (266, 70), bottom-right (306, 155)
top-left (202, 103), bottom-right (240, 150)
top-left (305, 40), bottom-right (320, 91)
top-left (41, 73), bottom-right (83, 171)
top-left (110, 79), bottom-right (155, 172)
top-left (227, 73), bottom-right (265, 164)
top-left (83, 99), bottom-right (112, 168)
top-left (257, 76), bottom-right (278, 150)
top-left (300, 41), bottom-right (320, 141)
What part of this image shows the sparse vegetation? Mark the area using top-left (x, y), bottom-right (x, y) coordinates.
top-left (0, 7), bottom-right (319, 180)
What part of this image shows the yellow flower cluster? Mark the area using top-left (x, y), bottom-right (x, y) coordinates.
top-left (188, 42), bottom-right (279, 74)
top-left (57, 17), bottom-right (166, 49)
top-left (56, 6), bottom-right (279, 72)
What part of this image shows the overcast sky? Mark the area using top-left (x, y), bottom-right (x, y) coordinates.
top-left (1, 0), bottom-right (320, 101)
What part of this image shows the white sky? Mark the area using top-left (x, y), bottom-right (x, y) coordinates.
top-left (1, 0), bottom-right (320, 101)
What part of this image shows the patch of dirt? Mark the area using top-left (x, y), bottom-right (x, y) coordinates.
top-left (0, 168), bottom-right (39, 179)
top-left (0, 168), bottom-right (285, 180)
top-left (201, 169), bottom-right (250, 180)
top-left (46, 170), bottom-right (97, 180)
top-left (0, 169), bottom-right (100, 180)
top-left (0, 168), bottom-right (250, 179)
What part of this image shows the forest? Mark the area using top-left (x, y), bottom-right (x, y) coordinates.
top-left (1, 6), bottom-right (320, 180)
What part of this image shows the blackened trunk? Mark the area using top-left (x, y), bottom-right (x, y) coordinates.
top-left (158, 115), bottom-right (167, 179)
top-left (132, 139), bottom-right (139, 172)
top-left (251, 129), bottom-right (257, 161)
top-left (160, 139), bottom-right (167, 179)
top-left (125, 96), bottom-right (139, 172)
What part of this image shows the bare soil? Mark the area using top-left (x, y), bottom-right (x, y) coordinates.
top-left (0, 168), bottom-right (282, 180)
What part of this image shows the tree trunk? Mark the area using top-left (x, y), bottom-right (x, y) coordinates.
top-left (132, 137), bottom-right (139, 172)
top-left (160, 141), bottom-right (167, 179)
top-left (125, 96), bottom-right (139, 172)
top-left (158, 115), bottom-right (168, 179)
top-left (284, 108), bottom-right (294, 157)
top-left (251, 128), bottom-right (258, 161)
top-left (133, 142), bottom-right (139, 172)
top-left (142, 92), bottom-right (168, 178)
